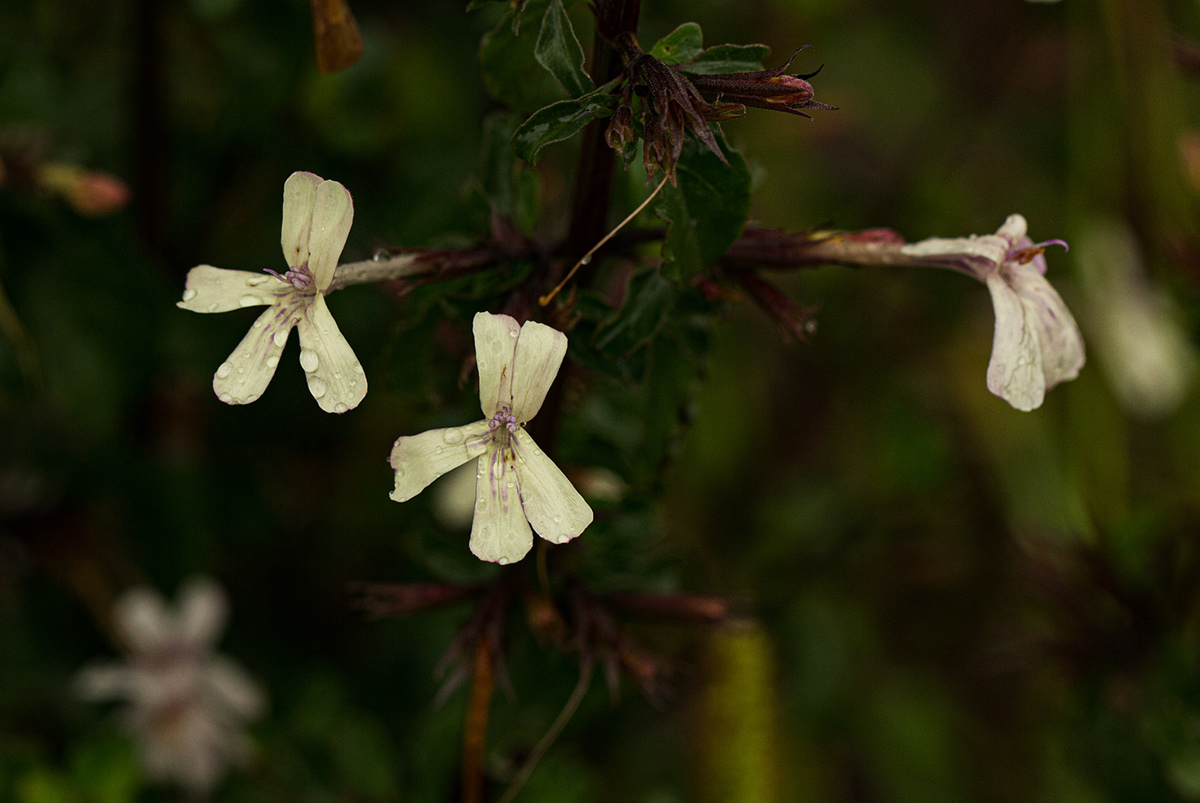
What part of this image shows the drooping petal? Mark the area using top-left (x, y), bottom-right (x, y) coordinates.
top-left (985, 273), bottom-right (1046, 411)
top-left (1009, 268), bottom-right (1085, 390)
top-left (995, 213), bottom-right (1028, 243)
top-left (901, 234), bottom-right (1008, 280)
top-left (281, 172), bottom-right (321, 270)
top-left (114, 587), bottom-right (172, 654)
top-left (389, 420), bottom-right (492, 502)
top-left (176, 577), bottom-right (228, 650)
top-left (470, 450), bottom-right (534, 564)
top-left (213, 302), bottom-right (304, 405)
top-left (177, 266), bottom-right (290, 313)
top-left (295, 294), bottom-right (367, 413)
top-left (512, 429), bottom-right (592, 544)
top-left (511, 321), bottom-right (568, 423)
top-left (306, 179), bottom-right (354, 291)
top-left (473, 312), bottom-right (520, 417)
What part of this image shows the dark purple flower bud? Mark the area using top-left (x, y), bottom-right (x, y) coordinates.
top-left (685, 48), bottom-right (836, 119)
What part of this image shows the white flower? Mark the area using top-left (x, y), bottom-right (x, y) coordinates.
top-left (389, 312), bottom-right (594, 564)
top-left (76, 578), bottom-right (266, 795)
top-left (901, 214), bottom-right (1086, 411)
top-left (178, 171), bottom-right (366, 413)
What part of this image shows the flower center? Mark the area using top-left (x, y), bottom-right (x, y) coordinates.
top-left (265, 264), bottom-right (315, 291)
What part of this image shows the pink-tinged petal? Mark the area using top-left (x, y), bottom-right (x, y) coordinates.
top-left (177, 577), bottom-right (228, 650)
top-left (213, 302), bottom-right (304, 405)
top-left (995, 213), bottom-right (1028, 244)
top-left (295, 294), bottom-right (367, 413)
top-left (985, 274), bottom-right (1046, 411)
top-left (510, 321), bottom-right (568, 423)
top-left (470, 450), bottom-right (533, 564)
top-left (1009, 268), bottom-right (1085, 389)
top-left (306, 179), bottom-right (354, 291)
top-left (473, 312), bottom-right (520, 417)
top-left (205, 656), bottom-right (267, 720)
top-left (177, 266), bottom-right (290, 313)
top-left (389, 420), bottom-right (492, 503)
top-left (114, 587), bottom-right (172, 654)
top-left (512, 429), bottom-right (592, 544)
top-left (281, 172), bottom-right (321, 270)
top-left (75, 663), bottom-right (136, 701)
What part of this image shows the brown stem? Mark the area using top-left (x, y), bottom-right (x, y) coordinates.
top-left (462, 635), bottom-right (495, 803)
top-left (327, 248), bottom-right (500, 292)
top-left (724, 228), bottom-right (937, 271)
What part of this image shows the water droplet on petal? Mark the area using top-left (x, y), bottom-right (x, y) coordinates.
top-left (498, 557), bottom-right (510, 565)
top-left (395, 468), bottom-right (406, 478)
top-left (245, 394), bottom-right (259, 403)
top-left (216, 362), bottom-right (233, 378)
top-left (247, 275), bottom-right (269, 286)
top-left (182, 288), bottom-right (197, 302)
top-left (273, 330), bottom-right (288, 347)
top-left (353, 363), bottom-right (364, 374)
top-left (509, 329), bottom-right (518, 338)
top-left (266, 355), bottom-right (279, 368)
top-left (553, 514), bottom-right (563, 523)
top-left (477, 500), bottom-right (488, 512)
top-left (310, 378), bottom-right (327, 398)
top-left (239, 294), bottom-right (259, 307)
top-left (506, 481), bottom-right (515, 489)
top-left (443, 429), bottom-right (465, 445)
top-left (252, 317), bottom-right (264, 328)
top-left (219, 393), bottom-right (233, 403)
top-left (334, 402), bottom-right (347, 413)
top-left (533, 449), bottom-right (542, 456)
top-left (299, 349), bottom-right (319, 372)
top-left (435, 446), bottom-right (443, 455)
top-left (208, 303), bottom-right (219, 312)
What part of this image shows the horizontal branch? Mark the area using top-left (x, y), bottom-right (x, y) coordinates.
top-left (723, 227), bottom-right (933, 271)
top-left (328, 247), bottom-right (500, 292)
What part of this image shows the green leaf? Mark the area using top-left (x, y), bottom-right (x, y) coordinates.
top-left (656, 133), bottom-right (752, 279)
top-left (680, 43), bottom-right (771, 74)
top-left (593, 269), bottom-right (677, 356)
top-left (477, 111), bottom-right (540, 232)
top-left (534, 0), bottom-right (593, 97)
top-left (649, 22), bottom-right (704, 66)
top-left (479, 0), bottom-right (564, 113)
top-left (511, 86), bottom-right (618, 164)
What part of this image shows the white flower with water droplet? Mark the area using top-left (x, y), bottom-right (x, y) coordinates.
top-left (76, 578), bottom-right (266, 796)
top-left (178, 171), bottom-right (367, 413)
top-left (389, 312), bottom-right (594, 564)
top-left (901, 214), bottom-right (1086, 411)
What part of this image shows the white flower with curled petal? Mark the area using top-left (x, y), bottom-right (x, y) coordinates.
top-left (177, 171), bottom-right (366, 413)
top-left (389, 312), bottom-right (594, 564)
top-left (76, 578), bottom-right (266, 796)
top-left (901, 214), bottom-right (1086, 411)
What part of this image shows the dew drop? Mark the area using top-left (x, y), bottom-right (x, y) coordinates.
top-left (239, 294), bottom-right (260, 307)
top-left (353, 363), bottom-right (364, 374)
top-left (246, 275), bottom-right (269, 286)
top-left (182, 288), bottom-right (197, 302)
top-left (476, 500), bottom-right (488, 512)
top-left (219, 393), bottom-right (233, 403)
top-left (266, 355), bottom-right (279, 368)
top-left (509, 329), bottom-right (519, 338)
top-left (245, 394), bottom-right (259, 403)
top-left (299, 349), bottom-right (320, 372)
top-left (334, 402), bottom-right (347, 413)
top-left (506, 481), bottom-right (515, 489)
top-left (443, 429), bottom-right (465, 445)
top-left (553, 514), bottom-right (563, 523)
top-left (580, 254), bottom-right (592, 265)
top-left (310, 378), bottom-right (327, 398)
top-left (252, 317), bottom-right (264, 328)
top-left (533, 449), bottom-right (542, 456)
top-left (498, 557), bottom-right (510, 565)
top-left (208, 303), bottom-right (219, 312)
top-left (273, 330), bottom-right (288, 347)
top-left (395, 468), bottom-right (406, 478)
top-left (334, 372), bottom-right (342, 380)
top-left (372, 248), bottom-right (391, 262)
top-left (435, 447), bottom-right (444, 455)
top-left (216, 362), bottom-right (233, 378)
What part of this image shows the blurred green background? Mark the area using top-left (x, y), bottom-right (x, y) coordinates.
top-left (3, 0), bottom-right (1200, 801)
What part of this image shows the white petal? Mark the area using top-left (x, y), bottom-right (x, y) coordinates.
top-left (511, 321), bottom-right (568, 422)
top-left (177, 577), bottom-right (228, 649)
top-left (1009, 268), bottom-right (1085, 389)
top-left (75, 663), bottom-right (135, 700)
top-left (389, 420), bottom-right (491, 503)
top-left (901, 234), bottom-right (1008, 279)
top-left (307, 179), bottom-right (354, 291)
top-left (470, 450), bottom-right (533, 564)
top-left (473, 312), bottom-right (520, 417)
top-left (177, 266), bottom-right (290, 313)
top-left (281, 172), bottom-right (321, 270)
top-left (114, 587), bottom-right (172, 654)
top-left (295, 294), bottom-right (367, 413)
top-left (213, 302), bottom-right (303, 405)
top-left (995, 214), bottom-right (1028, 243)
top-left (985, 274), bottom-right (1046, 411)
top-left (205, 656), bottom-right (267, 720)
top-left (512, 429), bottom-right (592, 544)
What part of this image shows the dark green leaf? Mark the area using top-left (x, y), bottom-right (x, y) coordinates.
top-left (476, 111), bottom-right (540, 233)
top-left (680, 43), bottom-right (771, 74)
top-left (479, 0), bottom-right (564, 113)
top-left (655, 133), bottom-right (752, 279)
top-left (649, 22), bottom-right (704, 66)
top-left (511, 87), bottom-right (618, 164)
top-left (593, 268), bottom-right (677, 356)
top-left (535, 0), bottom-right (593, 97)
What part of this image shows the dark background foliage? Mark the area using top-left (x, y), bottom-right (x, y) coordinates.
top-left (3, 0), bottom-right (1200, 801)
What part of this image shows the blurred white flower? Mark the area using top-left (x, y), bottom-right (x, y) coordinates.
top-left (1075, 220), bottom-right (1196, 417)
top-left (77, 577), bottom-right (266, 796)
top-left (390, 312), bottom-right (593, 564)
top-left (902, 214), bottom-right (1086, 411)
top-left (178, 171), bottom-right (366, 413)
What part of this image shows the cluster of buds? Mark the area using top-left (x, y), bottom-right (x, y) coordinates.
top-left (606, 35), bottom-right (833, 181)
